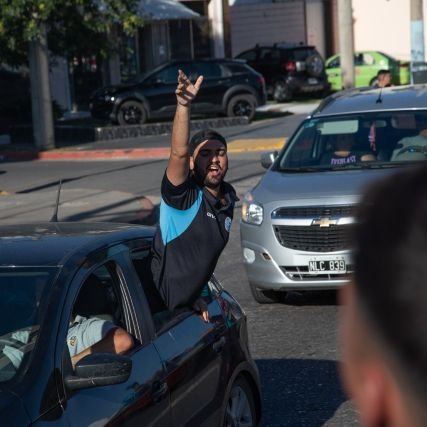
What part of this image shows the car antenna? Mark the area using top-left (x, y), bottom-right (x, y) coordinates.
top-left (50, 179), bottom-right (62, 222)
top-left (376, 87), bottom-right (383, 103)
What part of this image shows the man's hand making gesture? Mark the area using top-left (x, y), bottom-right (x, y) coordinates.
top-left (175, 69), bottom-right (204, 106)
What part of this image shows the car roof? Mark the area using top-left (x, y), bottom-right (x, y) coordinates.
top-left (311, 84), bottom-right (427, 117)
top-left (0, 222), bottom-right (155, 267)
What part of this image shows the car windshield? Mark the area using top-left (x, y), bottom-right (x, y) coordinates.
top-left (0, 268), bottom-right (57, 383)
top-left (274, 111), bottom-right (427, 171)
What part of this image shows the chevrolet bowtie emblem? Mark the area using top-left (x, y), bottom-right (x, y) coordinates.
top-left (312, 217), bottom-right (338, 227)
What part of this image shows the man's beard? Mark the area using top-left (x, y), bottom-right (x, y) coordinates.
top-left (195, 167), bottom-right (226, 189)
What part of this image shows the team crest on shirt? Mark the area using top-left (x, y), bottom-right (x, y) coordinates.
top-left (68, 336), bottom-right (77, 347)
top-left (225, 217), bottom-right (232, 232)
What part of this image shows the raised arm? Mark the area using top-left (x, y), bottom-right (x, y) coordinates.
top-left (166, 69), bottom-right (203, 186)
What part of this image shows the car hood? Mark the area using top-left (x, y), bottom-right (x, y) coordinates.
top-left (0, 389), bottom-right (30, 425)
top-left (252, 167), bottom-right (396, 205)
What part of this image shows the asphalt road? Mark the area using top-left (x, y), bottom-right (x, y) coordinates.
top-left (0, 113), bottom-right (360, 426)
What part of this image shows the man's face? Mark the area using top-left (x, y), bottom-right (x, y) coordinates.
top-left (191, 139), bottom-right (228, 189)
top-left (382, 72), bottom-right (392, 87)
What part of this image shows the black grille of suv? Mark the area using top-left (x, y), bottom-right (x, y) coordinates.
top-left (273, 224), bottom-right (352, 252)
top-left (272, 205), bottom-right (355, 252)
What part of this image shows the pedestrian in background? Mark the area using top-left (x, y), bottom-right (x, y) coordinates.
top-left (373, 69), bottom-right (392, 88)
top-left (151, 69), bottom-right (238, 320)
top-left (340, 164), bottom-right (427, 426)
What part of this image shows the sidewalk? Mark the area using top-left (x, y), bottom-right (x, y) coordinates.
top-left (0, 101), bottom-right (319, 162)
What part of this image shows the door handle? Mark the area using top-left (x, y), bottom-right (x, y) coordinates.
top-left (212, 336), bottom-right (226, 353)
top-left (152, 381), bottom-right (168, 403)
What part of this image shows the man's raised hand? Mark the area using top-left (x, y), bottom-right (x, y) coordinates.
top-left (175, 69), bottom-right (203, 107)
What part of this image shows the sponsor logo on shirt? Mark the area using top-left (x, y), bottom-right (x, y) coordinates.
top-left (207, 212), bottom-right (216, 219)
top-left (225, 217), bottom-right (232, 232)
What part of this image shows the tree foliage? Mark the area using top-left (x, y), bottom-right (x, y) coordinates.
top-left (0, 0), bottom-right (144, 66)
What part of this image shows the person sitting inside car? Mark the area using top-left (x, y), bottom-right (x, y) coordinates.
top-left (391, 116), bottom-right (427, 161)
top-left (2, 275), bottom-right (134, 372)
top-left (67, 314), bottom-right (134, 368)
top-left (321, 133), bottom-right (376, 166)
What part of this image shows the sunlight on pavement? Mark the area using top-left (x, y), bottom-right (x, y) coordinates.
top-left (228, 138), bottom-right (286, 152)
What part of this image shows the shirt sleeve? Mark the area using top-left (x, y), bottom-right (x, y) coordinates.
top-left (67, 317), bottom-right (117, 357)
top-left (161, 172), bottom-right (199, 210)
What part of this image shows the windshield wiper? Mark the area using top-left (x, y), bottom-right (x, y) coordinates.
top-left (277, 167), bottom-right (321, 173)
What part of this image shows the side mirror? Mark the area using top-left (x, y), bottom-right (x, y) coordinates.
top-left (260, 151), bottom-right (278, 169)
top-left (65, 353), bottom-right (132, 391)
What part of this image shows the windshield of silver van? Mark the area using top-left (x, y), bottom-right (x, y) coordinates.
top-left (275, 111), bottom-right (427, 171)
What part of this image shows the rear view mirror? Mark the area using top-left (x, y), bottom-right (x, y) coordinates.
top-left (261, 151), bottom-right (278, 169)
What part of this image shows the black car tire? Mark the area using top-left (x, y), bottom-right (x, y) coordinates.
top-left (249, 282), bottom-right (283, 304)
top-left (306, 54), bottom-right (324, 78)
top-left (223, 377), bottom-right (257, 427)
top-left (273, 81), bottom-right (292, 102)
top-left (117, 100), bottom-right (147, 125)
top-left (226, 94), bottom-right (257, 121)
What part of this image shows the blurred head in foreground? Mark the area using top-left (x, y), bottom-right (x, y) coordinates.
top-left (340, 163), bottom-right (427, 427)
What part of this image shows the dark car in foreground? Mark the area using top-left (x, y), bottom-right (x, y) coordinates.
top-left (90, 58), bottom-right (266, 125)
top-left (240, 85), bottom-right (427, 303)
top-left (236, 43), bottom-right (329, 102)
top-left (0, 223), bottom-right (261, 426)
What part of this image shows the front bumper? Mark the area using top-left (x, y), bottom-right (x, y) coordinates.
top-left (240, 221), bottom-right (352, 291)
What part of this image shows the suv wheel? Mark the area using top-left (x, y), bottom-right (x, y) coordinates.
top-left (223, 377), bottom-right (257, 427)
top-left (117, 100), bottom-right (147, 125)
top-left (249, 282), bottom-right (283, 304)
top-left (227, 94), bottom-right (257, 121)
top-left (306, 54), bottom-right (324, 77)
top-left (273, 81), bottom-right (292, 102)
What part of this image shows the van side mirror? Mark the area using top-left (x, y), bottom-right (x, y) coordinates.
top-left (260, 151), bottom-right (278, 169)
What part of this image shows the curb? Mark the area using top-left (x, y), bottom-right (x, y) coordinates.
top-left (0, 138), bottom-right (286, 161)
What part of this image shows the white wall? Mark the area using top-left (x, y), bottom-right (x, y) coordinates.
top-left (353, 0), bottom-right (427, 61)
top-left (230, 1), bottom-right (305, 56)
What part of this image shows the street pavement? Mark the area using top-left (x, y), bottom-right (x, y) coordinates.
top-left (0, 101), bottom-right (318, 225)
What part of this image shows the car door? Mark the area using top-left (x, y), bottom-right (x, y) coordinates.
top-left (142, 62), bottom-right (187, 116)
top-left (190, 61), bottom-right (225, 112)
top-left (129, 246), bottom-right (230, 426)
top-left (59, 250), bottom-right (171, 427)
top-left (354, 52), bottom-right (378, 86)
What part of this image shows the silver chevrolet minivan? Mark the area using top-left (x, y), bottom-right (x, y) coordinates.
top-left (240, 85), bottom-right (427, 303)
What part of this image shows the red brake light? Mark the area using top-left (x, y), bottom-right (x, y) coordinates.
top-left (283, 60), bottom-right (296, 72)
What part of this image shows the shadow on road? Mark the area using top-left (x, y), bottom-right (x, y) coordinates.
top-left (256, 358), bottom-right (347, 426)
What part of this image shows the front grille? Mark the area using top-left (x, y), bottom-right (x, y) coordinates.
top-left (281, 265), bottom-right (354, 281)
top-left (273, 205), bottom-right (356, 218)
top-left (273, 224), bottom-right (352, 252)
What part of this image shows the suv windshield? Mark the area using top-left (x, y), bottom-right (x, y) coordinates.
top-left (0, 268), bottom-right (57, 382)
top-left (275, 111), bottom-right (427, 171)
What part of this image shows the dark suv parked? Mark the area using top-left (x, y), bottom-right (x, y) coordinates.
top-left (90, 58), bottom-right (266, 125)
top-left (236, 43), bottom-right (329, 102)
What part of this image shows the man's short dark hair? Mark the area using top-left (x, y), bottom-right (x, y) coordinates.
top-left (377, 69), bottom-right (391, 78)
top-left (189, 129), bottom-right (227, 155)
top-left (353, 164), bottom-right (427, 402)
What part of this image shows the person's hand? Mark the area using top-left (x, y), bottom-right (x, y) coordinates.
top-left (175, 69), bottom-right (203, 107)
top-left (193, 297), bottom-right (209, 323)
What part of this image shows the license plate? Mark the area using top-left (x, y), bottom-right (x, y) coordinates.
top-left (308, 257), bottom-right (346, 274)
top-left (308, 78), bottom-right (318, 85)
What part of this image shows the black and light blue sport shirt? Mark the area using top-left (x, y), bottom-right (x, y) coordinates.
top-left (151, 172), bottom-right (238, 311)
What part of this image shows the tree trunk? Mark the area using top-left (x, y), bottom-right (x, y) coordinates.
top-left (28, 24), bottom-right (55, 150)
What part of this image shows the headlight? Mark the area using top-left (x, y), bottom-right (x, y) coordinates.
top-left (241, 192), bottom-right (263, 225)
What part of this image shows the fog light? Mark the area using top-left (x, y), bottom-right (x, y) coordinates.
top-left (243, 248), bottom-right (255, 263)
